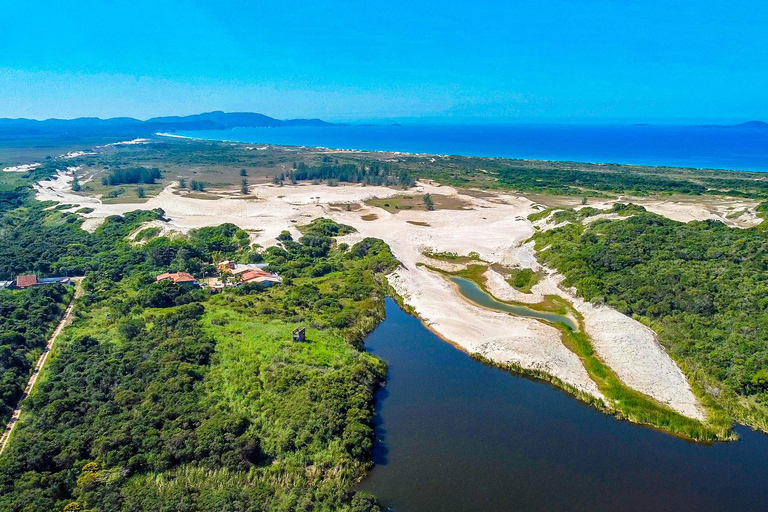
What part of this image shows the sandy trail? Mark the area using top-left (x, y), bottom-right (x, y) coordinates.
top-left (35, 176), bottom-right (708, 418)
top-left (0, 279), bottom-right (83, 456)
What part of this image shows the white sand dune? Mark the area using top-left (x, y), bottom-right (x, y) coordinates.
top-left (3, 163), bottom-right (40, 173)
top-left (36, 176), bottom-right (710, 418)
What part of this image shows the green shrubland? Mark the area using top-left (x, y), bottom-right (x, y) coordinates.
top-left (0, 169), bottom-right (395, 511)
top-left (533, 205), bottom-right (768, 432)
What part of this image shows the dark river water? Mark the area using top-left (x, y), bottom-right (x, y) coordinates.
top-left (358, 298), bottom-right (768, 512)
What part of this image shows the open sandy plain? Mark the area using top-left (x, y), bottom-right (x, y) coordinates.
top-left (36, 169), bottom-right (734, 420)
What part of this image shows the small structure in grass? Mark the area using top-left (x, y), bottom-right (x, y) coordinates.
top-left (292, 327), bottom-right (306, 343)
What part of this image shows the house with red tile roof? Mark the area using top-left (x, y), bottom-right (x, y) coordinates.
top-left (155, 272), bottom-right (199, 286)
top-left (15, 274), bottom-right (38, 288)
top-left (239, 269), bottom-right (282, 286)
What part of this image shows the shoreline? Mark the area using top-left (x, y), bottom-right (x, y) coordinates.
top-left (161, 128), bottom-right (768, 174)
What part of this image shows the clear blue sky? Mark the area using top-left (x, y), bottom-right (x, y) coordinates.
top-left (1, 0), bottom-right (766, 123)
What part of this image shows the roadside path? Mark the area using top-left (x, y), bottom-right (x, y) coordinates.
top-left (0, 278), bottom-right (83, 456)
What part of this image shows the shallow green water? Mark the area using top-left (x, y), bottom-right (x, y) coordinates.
top-left (449, 276), bottom-right (578, 330)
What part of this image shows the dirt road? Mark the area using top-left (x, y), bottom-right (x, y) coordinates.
top-left (0, 278), bottom-right (83, 456)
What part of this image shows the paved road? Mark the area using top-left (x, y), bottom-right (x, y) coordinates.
top-left (0, 278), bottom-right (83, 456)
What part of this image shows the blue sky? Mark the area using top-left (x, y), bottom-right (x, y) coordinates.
top-left (0, 0), bottom-right (766, 122)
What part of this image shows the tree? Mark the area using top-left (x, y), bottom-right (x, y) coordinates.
top-left (136, 186), bottom-right (146, 198)
top-left (423, 193), bottom-right (435, 211)
top-left (178, 178), bottom-right (186, 188)
top-left (240, 178), bottom-right (249, 195)
top-left (240, 169), bottom-right (247, 177)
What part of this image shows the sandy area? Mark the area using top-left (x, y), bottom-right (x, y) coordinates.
top-left (3, 163), bottom-right (40, 173)
top-left (484, 264), bottom-right (704, 420)
top-left (36, 174), bottom-right (712, 418)
top-left (579, 196), bottom-right (762, 229)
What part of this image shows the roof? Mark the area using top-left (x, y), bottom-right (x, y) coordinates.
top-left (239, 269), bottom-right (269, 282)
top-left (0, 281), bottom-right (12, 289)
top-left (156, 272), bottom-right (197, 284)
top-left (38, 277), bottom-right (71, 284)
top-left (16, 274), bottom-right (38, 288)
top-left (230, 263), bottom-right (270, 275)
top-left (239, 269), bottom-right (281, 284)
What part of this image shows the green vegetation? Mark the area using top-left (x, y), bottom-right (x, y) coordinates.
top-left (558, 326), bottom-right (729, 440)
top-left (533, 205), bottom-right (768, 432)
top-left (101, 166), bottom-right (162, 186)
top-left (0, 166), bottom-right (396, 510)
top-left (422, 249), bottom-right (481, 264)
top-left (291, 160), bottom-right (415, 188)
top-left (0, 285), bottom-right (72, 424)
top-left (506, 268), bottom-right (539, 293)
top-left (422, 193), bottom-right (434, 211)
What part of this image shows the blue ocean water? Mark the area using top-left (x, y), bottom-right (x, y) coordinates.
top-left (177, 123), bottom-right (768, 172)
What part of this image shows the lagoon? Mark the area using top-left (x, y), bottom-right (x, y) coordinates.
top-left (449, 276), bottom-right (577, 330)
top-left (358, 298), bottom-right (768, 512)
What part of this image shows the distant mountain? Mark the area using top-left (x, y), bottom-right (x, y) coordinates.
top-left (0, 111), bottom-right (334, 138)
top-left (694, 120), bottom-right (768, 129)
top-left (734, 120), bottom-right (768, 129)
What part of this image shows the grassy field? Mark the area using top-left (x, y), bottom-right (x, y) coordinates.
top-left (366, 193), bottom-right (471, 212)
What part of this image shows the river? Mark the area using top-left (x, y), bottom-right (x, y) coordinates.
top-left (358, 298), bottom-right (768, 512)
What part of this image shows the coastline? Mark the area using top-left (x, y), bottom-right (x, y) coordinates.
top-left (31, 138), bottom-right (757, 439)
top-left (166, 124), bottom-right (768, 173)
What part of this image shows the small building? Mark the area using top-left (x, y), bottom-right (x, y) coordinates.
top-left (239, 269), bottom-right (282, 286)
top-left (0, 281), bottom-right (12, 290)
top-left (155, 272), bottom-right (199, 286)
top-left (292, 327), bottom-right (306, 342)
top-left (11, 274), bottom-right (72, 289)
top-left (38, 277), bottom-right (72, 285)
top-left (230, 263), bottom-right (270, 276)
top-left (15, 274), bottom-right (38, 288)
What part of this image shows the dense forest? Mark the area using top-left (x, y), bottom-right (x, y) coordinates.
top-left (533, 206), bottom-right (768, 430)
top-left (0, 166), bottom-right (395, 510)
top-left (101, 167), bottom-right (162, 186)
top-left (288, 160), bottom-right (415, 188)
top-left (0, 285), bottom-right (72, 425)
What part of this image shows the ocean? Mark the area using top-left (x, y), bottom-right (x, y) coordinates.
top-left (177, 123), bottom-right (768, 172)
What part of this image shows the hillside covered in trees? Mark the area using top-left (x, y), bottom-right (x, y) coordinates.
top-left (533, 207), bottom-right (768, 431)
top-left (0, 285), bottom-right (72, 426)
top-left (0, 168), bottom-right (395, 511)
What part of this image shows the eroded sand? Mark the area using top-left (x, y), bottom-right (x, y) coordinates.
top-left (36, 173), bottom-right (714, 418)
